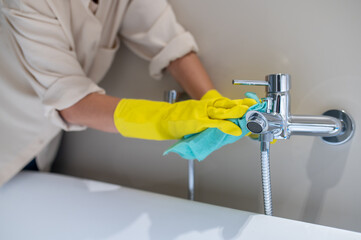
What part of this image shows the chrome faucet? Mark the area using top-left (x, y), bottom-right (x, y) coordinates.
top-left (233, 73), bottom-right (349, 140)
top-left (233, 73), bottom-right (355, 216)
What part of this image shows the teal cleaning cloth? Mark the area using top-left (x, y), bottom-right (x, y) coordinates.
top-left (163, 93), bottom-right (267, 161)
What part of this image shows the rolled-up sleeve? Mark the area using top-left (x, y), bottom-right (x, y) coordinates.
top-left (1, 1), bottom-right (104, 131)
top-left (120, 0), bottom-right (199, 80)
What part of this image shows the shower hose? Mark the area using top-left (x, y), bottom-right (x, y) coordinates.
top-left (261, 140), bottom-right (273, 216)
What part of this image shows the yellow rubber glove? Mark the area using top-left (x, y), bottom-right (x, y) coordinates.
top-left (114, 91), bottom-right (256, 140)
top-left (202, 89), bottom-right (256, 107)
top-left (200, 89), bottom-right (223, 100)
top-left (201, 89), bottom-right (257, 118)
top-left (203, 90), bottom-right (276, 143)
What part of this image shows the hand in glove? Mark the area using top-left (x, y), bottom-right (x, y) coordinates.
top-left (113, 90), bottom-right (257, 140)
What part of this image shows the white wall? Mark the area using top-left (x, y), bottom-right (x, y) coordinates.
top-left (53, 0), bottom-right (361, 232)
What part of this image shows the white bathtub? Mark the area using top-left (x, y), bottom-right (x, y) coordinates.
top-left (0, 172), bottom-right (360, 240)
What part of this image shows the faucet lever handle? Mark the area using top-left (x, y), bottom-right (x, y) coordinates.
top-left (232, 80), bottom-right (269, 86)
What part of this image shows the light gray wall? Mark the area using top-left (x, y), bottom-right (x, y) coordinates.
top-left (53, 0), bottom-right (361, 232)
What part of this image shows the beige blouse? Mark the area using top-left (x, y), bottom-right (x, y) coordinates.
top-left (0, 0), bottom-right (198, 185)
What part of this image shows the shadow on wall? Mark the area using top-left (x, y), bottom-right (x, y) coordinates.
top-left (302, 138), bottom-right (351, 223)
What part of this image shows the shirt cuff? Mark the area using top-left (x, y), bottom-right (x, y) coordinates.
top-left (42, 75), bottom-right (105, 131)
top-left (149, 32), bottom-right (199, 80)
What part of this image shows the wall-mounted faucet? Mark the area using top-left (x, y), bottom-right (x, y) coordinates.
top-left (233, 73), bottom-right (355, 216)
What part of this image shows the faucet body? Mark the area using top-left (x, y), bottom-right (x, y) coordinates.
top-left (234, 74), bottom-right (342, 139)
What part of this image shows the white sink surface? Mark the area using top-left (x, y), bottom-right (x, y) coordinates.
top-left (0, 172), bottom-right (360, 240)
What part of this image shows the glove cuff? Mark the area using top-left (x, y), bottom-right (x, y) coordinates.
top-left (200, 89), bottom-right (223, 100)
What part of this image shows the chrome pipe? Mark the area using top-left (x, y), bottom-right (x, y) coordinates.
top-left (188, 160), bottom-right (195, 201)
top-left (165, 90), bottom-right (177, 104)
top-left (288, 115), bottom-right (342, 137)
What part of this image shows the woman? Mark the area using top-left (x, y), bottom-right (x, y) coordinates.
top-left (0, 0), bottom-right (251, 185)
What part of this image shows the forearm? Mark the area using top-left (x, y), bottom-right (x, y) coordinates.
top-left (59, 53), bottom-right (214, 133)
top-left (167, 52), bottom-right (215, 100)
top-left (59, 93), bottom-right (120, 133)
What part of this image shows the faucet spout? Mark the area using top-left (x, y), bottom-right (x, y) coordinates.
top-left (246, 111), bottom-right (284, 135)
top-left (288, 115), bottom-right (342, 137)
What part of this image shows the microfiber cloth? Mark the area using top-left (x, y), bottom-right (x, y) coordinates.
top-left (163, 92), bottom-right (267, 161)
